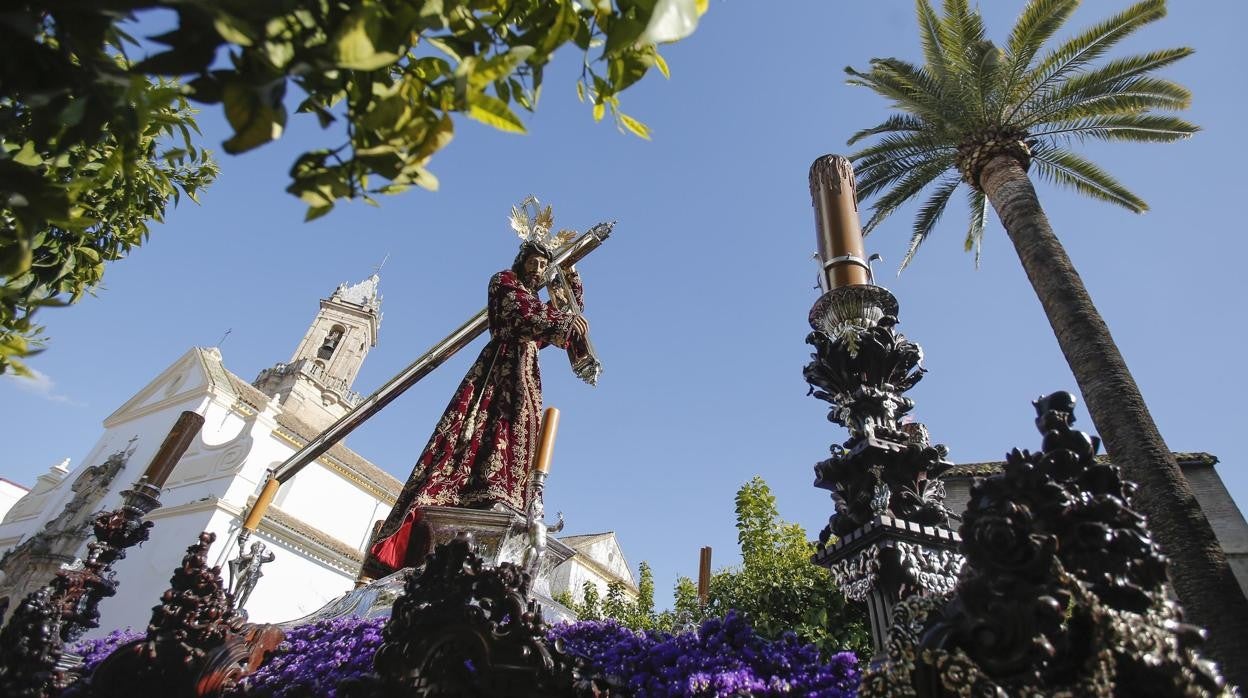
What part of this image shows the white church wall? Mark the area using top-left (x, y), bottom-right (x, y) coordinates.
top-left (579, 537), bottom-right (635, 586)
top-left (274, 461), bottom-right (382, 552)
top-left (0, 462), bottom-right (67, 534)
top-left (0, 479), bottom-right (30, 522)
top-left (229, 517), bottom-right (359, 624)
top-left (0, 392), bottom-right (212, 550)
top-left (548, 535), bottom-right (638, 604)
top-left (158, 396), bottom-right (260, 503)
top-left (217, 419), bottom-right (291, 510)
top-left (88, 500), bottom-right (361, 635)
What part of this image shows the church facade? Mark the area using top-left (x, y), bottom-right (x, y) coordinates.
top-left (0, 274), bottom-right (633, 633)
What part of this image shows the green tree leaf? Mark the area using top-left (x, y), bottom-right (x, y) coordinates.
top-left (618, 113), bottom-right (651, 139)
top-left (470, 46), bottom-right (535, 89)
top-left (334, 6), bottom-right (402, 71)
top-left (466, 93), bottom-right (527, 133)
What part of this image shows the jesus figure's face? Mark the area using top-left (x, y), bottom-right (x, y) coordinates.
top-left (522, 253), bottom-right (549, 288)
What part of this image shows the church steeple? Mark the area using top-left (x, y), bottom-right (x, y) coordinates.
top-left (253, 273), bottom-right (383, 431)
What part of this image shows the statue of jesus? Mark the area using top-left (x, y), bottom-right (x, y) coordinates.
top-left (363, 216), bottom-right (589, 577)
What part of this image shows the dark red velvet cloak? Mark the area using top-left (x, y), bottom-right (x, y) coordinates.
top-left (366, 268), bottom-right (580, 572)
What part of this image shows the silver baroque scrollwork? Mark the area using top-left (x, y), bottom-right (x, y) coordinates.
top-left (826, 546), bottom-right (881, 602)
top-left (894, 541), bottom-right (962, 597)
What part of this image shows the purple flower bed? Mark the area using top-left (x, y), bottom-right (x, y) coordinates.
top-left (230, 616), bottom-right (386, 698)
top-left (68, 627), bottom-right (143, 673)
top-left (549, 611), bottom-right (860, 697)
top-left (67, 612), bottom-right (857, 697)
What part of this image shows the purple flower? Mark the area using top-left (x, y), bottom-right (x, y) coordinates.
top-left (67, 611), bottom-right (859, 697)
top-left (228, 616), bottom-right (386, 698)
top-left (67, 627), bottom-right (144, 673)
top-left (549, 611), bottom-right (860, 697)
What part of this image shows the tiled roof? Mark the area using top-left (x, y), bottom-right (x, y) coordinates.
top-left (264, 503), bottom-right (363, 565)
top-left (942, 452), bottom-right (1218, 479)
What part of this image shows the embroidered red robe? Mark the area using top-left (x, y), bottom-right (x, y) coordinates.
top-left (366, 268), bottom-right (581, 572)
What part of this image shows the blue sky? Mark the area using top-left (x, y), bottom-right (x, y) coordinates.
top-left (3, 1), bottom-right (1245, 609)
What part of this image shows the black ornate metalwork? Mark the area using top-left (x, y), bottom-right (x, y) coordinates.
top-left (804, 285), bottom-right (953, 540)
top-left (85, 532), bottom-right (284, 698)
top-left (55, 481), bottom-right (160, 642)
top-left (0, 480), bottom-right (164, 697)
top-left (859, 392), bottom-right (1232, 696)
top-left (341, 533), bottom-right (608, 697)
top-left (0, 587), bottom-right (63, 698)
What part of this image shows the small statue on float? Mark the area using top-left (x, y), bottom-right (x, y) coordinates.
top-left (228, 540), bottom-right (276, 612)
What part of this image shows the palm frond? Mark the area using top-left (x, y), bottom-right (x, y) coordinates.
top-left (1003, 0), bottom-right (1079, 101)
top-left (1010, 0), bottom-right (1167, 123)
top-left (861, 156), bottom-right (956, 234)
top-left (900, 176), bottom-right (960, 270)
top-left (857, 151), bottom-right (953, 202)
top-left (1032, 113), bottom-right (1199, 143)
top-left (1023, 48), bottom-right (1193, 123)
top-left (851, 129), bottom-right (954, 167)
top-left (1027, 77), bottom-right (1192, 125)
top-left (938, 0), bottom-right (987, 71)
top-left (857, 158), bottom-right (956, 202)
top-left (964, 187), bottom-right (988, 267)
top-left (847, 114), bottom-right (932, 146)
top-left (916, 0), bottom-right (950, 82)
top-left (852, 137), bottom-right (956, 201)
top-left (966, 39), bottom-right (1005, 126)
top-left (846, 59), bottom-right (952, 125)
top-left (1030, 144), bottom-right (1148, 212)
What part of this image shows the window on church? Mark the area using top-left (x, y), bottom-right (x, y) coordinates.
top-left (318, 326), bottom-right (344, 360)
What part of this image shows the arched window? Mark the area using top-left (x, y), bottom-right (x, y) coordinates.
top-left (318, 325), bottom-right (345, 360)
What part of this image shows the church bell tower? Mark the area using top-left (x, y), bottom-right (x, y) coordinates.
top-left (253, 274), bottom-right (382, 431)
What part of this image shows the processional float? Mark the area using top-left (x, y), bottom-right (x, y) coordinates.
top-left (4, 163), bottom-right (1236, 696)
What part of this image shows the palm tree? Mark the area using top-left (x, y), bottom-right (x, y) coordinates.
top-left (846, 0), bottom-right (1248, 681)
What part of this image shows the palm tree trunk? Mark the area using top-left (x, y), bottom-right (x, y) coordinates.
top-left (978, 155), bottom-right (1248, 684)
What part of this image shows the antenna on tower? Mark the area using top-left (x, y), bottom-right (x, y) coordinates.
top-left (217, 328), bottom-right (233, 348)
top-left (373, 253), bottom-right (390, 275)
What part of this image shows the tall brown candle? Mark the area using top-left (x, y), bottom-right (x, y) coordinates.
top-left (533, 407), bottom-right (560, 474)
top-left (243, 477), bottom-right (281, 532)
top-left (698, 546), bottom-right (712, 606)
top-left (809, 155), bottom-right (870, 289)
top-left (141, 411), bottom-right (205, 488)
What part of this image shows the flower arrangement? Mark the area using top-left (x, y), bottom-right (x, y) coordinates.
top-left (549, 611), bottom-right (860, 697)
top-left (232, 616), bottom-right (385, 698)
top-left (68, 627), bottom-right (143, 674)
top-left (64, 611), bottom-right (857, 697)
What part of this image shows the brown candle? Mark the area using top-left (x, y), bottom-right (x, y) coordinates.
top-left (698, 546), bottom-right (712, 607)
top-left (141, 411), bottom-right (205, 488)
top-left (533, 407), bottom-right (560, 474)
top-left (809, 154), bottom-right (869, 289)
top-left (243, 477), bottom-right (281, 532)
